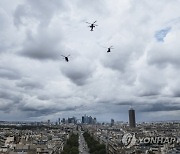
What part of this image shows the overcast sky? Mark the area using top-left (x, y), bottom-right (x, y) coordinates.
top-left (0, 0), bottom-right (180, 122)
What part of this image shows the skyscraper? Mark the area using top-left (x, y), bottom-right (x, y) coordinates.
top-left (62, 118), bottom-right (65, 124)
top-left (82, 115), bottom-right (96, 124)
top-left (111, 119), bottom-right (115, 127)
top-left (82, 116), bottom-right (85, 124)
top-left (129, 107), bottom-right (136, 128)
top-left (58, 118), bottom-right (60, 125)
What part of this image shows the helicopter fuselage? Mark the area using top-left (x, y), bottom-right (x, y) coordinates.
top-left (107, 48), bottom-right (111, 52)
top-left (65, 57), bottom-right (69, 62)
top-left (90, 24), bottom-right (95, 31)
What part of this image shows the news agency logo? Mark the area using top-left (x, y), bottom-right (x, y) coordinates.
top-left (122, 133), bottom-right (136, 148)
top-left (122, 133), bottom-right (177, 148)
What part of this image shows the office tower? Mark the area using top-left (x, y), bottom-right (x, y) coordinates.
top-left (61, 118), bottom-right (65, 124)
top-left (93, 118), bottom-right (97, 124)
top-left (47, 119), bottom-right (50, 125)
top-left (58, 118), bottom-right (60, 125)
top-left (88, 116), bottom-right (93, 124)
top-left (129, 108), bottom-right (136, 128)
top-left (68, 117), bottom-right (76, 124)
top-left (82, 115), bottom-right (96, 124)
top-left (111, 119), bottom-right (115, 127)
top-left (82, 115), bottom-right (88, 124)
top-left (82, 116), bottom-right (85, 124)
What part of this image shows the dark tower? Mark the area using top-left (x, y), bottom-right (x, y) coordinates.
top-left (111, 119), bottom-right (115, 127)
top-left (82, 116), bottom-right (85, 124)
top-left (129, 108), bottom-right (136, 128)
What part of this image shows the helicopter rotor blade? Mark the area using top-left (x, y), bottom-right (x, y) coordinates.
top-left (67, 55), bottom-right (70, 57)
top-left (61, 55), bottom-right (65, 57)
top-left (93, 21), bottom-right (97, 24)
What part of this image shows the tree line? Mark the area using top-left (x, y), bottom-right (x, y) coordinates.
top-left (83, 131), bottom-right (106, 154)
top-left (61, 133), bottom-right (79, 154)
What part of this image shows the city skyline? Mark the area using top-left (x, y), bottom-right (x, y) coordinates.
top-left (0, 0), bottom-right (180, 122)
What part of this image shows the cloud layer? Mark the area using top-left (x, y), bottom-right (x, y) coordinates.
top-left (0, 0), bottom-right (180, 122)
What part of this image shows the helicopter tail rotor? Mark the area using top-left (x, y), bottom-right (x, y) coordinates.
top-left (109, 46), bottom-right (114, 49)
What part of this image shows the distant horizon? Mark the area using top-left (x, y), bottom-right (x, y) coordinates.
top-left (0, 117), bottom-right (179, 124)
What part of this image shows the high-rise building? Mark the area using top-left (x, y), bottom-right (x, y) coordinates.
top-left (47, 119), bottom-right (50, 125)
top-left (61, 118), bottom-right (65, 124)
top-left (111, 119), bottom-right (115, 127)
top-left (82, 115), bottom-right (96, 124)
top-left (129, 107), bottom-right (136, 128)
top-left (68, 117), bottom-right (76, 124)
top-left (93, 117), bottom-right (97, 124)
top-left (82, 116), bottom-right (85, 124)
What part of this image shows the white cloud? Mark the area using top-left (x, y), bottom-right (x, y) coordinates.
top-left (0, 0), bottom-right (180, 122)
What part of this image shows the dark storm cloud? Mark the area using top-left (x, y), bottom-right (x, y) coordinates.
top-left (21, 107), bottom-right (59, 117)
top-left (0, 100), bottom-right (13, 113)
top-left (135, 81), bottom-right (164, 98)
top-left (0, 90), bottom-right (22, 113)
top-left (138, 91), bottom-right (160, 97)
top-left (62, 69), bottom-right (90, 86)
top-left (147, 53), bottom-right (180, 68)
top-left (141, 103), bottom-right (180, 112)
top-left (0, 90), bottom-right (22, 104)
top-left (14, 0), bottom-right (67, 60)
top-left (0, 91), bottom-right (13, 100)
top-left (20, 105), bottom-right (78, 117)
top-left (170, 87), bottom-right (180, 97)
top-left (37, 95), bottom-right (50, 101)
top-left (116, 101), bottom-right (134, 106)
top-left (97, 98), bottom-right (134, 106)
top-left (61, 58), bottom-right (94, 86)
top-left (13, 4), bottom-right (29, 27)
top-left (19, 30), bottom-right (62, 60)
top-left (0, 67), bottom-right (21, 80)
top-left (102, 49), bottom-right (130, 72)
top-left (115, 97), bottom-right (180, 112)
top-left (16, 79), bottom-right (44, 90)
top-left (173, 91), bottom-right (180, 97)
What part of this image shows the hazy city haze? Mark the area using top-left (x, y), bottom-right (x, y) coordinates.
top-left (0, 0), bottom-right (180, 122)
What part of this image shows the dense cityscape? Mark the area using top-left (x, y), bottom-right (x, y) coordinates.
top-left (0, 108), bottom-right (179, 154)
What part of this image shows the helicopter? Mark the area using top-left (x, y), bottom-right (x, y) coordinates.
top-left (61, 55), bottom-right (70, 62)
top-left (86, 21), bottom-right (98, 31)
top-left (107, 46), bottom-right (114, 53)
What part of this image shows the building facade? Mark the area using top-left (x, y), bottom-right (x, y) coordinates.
top-left (129, 108), bottom-right (136, 128)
